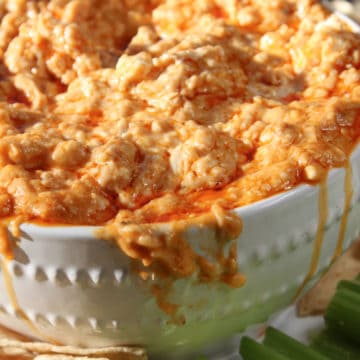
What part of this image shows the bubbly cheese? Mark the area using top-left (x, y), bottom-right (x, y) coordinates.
top-left (0, 0), bottom-right (359, 287)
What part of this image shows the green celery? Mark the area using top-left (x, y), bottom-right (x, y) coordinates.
top-left (264, 327), bottom-right (329, 359)
top-left (240, 336), bottom-right (288, 360)
top-left (325, 288), bottom-right (360, 344)
top-left (311, 329), bottom-right (360, 360)
top-left (337, 280), bottom-right (360, 294)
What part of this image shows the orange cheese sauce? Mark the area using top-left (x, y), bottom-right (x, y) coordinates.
top-left (0, 0), bottom-right (359, 295)
top-left (332, 162), bottom-right (354, 262)
top-left (294, 179), bottom-right (329, 299)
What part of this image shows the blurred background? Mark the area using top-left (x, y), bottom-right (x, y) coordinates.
top-left (329, 0), bottom-right (360, 21)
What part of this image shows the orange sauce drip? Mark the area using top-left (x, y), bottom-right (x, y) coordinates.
top-left (0, 225), bottom-right (13, 260)
top-left (0, 223), bottom-right (60, 345)
top-left (0, 259), bottom-right (42, 336)
top-left (331, 162), bottom-right (353, 263)
top-left (294, 179), bottom-right (328, 299)
top-left (151, 283), bottom-right (185, 325)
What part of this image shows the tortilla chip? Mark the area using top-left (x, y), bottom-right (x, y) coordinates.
top-left (0, 325), bottom-right (147, 360)
top-left (34, 356), bottom-right (108, 360)
top-left (297, 238), bottom-right (360, 317)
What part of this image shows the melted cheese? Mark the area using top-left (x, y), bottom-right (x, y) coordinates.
top-left (294, 179), bottom-right (329, 299)
top-left (0, 0), bottom-right (359, 324)
top-left (332, 162), bottom-right (354, 262)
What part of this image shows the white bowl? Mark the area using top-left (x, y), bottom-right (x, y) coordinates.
top-left (0, 12), bottom-right (360, 358)
top-left (0, 142), bottom-right (359, 356)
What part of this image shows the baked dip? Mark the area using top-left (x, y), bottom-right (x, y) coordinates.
top-left (0, 0), bottom-right (359, 306)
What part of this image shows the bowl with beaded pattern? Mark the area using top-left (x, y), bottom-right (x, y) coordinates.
top-left (0, 4), bottom-right (360, 358)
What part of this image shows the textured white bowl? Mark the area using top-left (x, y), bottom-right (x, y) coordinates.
top-left (0, 143), bottom-right (359, 356)
top-left (0, 13), bottom-right (359, 357)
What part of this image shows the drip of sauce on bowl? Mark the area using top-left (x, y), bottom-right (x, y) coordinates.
top-left (0, 258), bottom-right (41, 338)
top-left (0, 222), bottom-right (60, 344)
top-left (98, 204), bottom-right (245, 321)
top-left (294, 159), bottom-right (355, 300)
top-left (0, 225), bottom-right (13, 260)
top-left (294, 178), bottom-right (329, 299)
top-left (331, 161), bottom-right (353, 262)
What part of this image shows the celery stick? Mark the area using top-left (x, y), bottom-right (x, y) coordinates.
top-left (337, 280), bottom-right (360, 294)
top-left (325, 288), bottom-right (360, 344)
top-left (240, 336), bottom-right (288, 360)
top-left (311, 330), bottom-right (360, 360)
top-left (264, 327), bottom-right (329, 359)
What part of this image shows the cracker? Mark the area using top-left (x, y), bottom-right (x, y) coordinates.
top-left (0, 325), bottom-right (147, 360)
top-left (34, 356), bottom-right (108, 360)
top-left (297, 237), bottom-right (360, 316)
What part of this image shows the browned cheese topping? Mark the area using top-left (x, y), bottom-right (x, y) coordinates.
top-left (0, 0), bottom-right (359, 287)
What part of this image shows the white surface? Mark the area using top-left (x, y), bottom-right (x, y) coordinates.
top-left (271, 306), bottom-right (324, 345)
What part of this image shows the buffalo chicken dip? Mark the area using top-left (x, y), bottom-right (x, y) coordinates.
top-left (0, 0), bottom-right (360, 291)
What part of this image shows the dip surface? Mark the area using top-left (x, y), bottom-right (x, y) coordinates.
top-left (0, 1), bottom-right (359, 277)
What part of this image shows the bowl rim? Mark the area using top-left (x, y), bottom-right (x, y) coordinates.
top-left (20, 142), bottom-right (360, 240)
top-left (19, 14), bottom-right (360, 239)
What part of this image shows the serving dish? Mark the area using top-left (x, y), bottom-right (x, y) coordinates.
top-left (0, 141), bottom-right (359, 356)
top-left (0, 5), bottom-right (360, 359)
